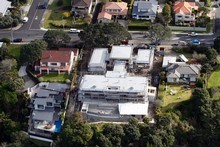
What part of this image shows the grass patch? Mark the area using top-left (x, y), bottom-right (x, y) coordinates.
top-left (158, 84), bottom-right (192, 110)
top-left (128, 19), bottom-right (150, 31)
top-left (39, 73), bottom-right (71, 83)
top-left (208, 67), bottom-right (220, 88)
top-left (43, 0), bottom-right (87, 29)
top-left (7, 44), bottom-right (22, 60)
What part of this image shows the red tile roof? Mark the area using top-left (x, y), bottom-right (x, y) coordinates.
top-left (173, 2), bottom-right (197, 15)
top-left (41, 50), bottom-right (72, 63)
top-left (58, 48), bottom-right (78, 56)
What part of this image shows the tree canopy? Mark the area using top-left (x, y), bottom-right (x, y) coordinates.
top-left (79, 23), bottom-right (131, 49)
top-left (20, 39), bottom-right (47, 65)
top-left (147, 23), bottom-right (171, 44)
top-left (162, 3), bottom-right (172, 25)
top-left (43, 30), bottom-right (71, 48)
top-left (60, 113), bottom-right (93, 146)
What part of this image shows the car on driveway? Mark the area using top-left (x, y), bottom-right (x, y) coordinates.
top-left (69, 28), bottom-right (80, 33)
top-left (188, 32), bottom-right (197, 37)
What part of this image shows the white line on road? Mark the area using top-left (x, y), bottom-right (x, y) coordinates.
top-left (29, 2), bottom-right (41, 30)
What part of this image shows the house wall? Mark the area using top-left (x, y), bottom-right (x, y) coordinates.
top-left (132, 14), bottom-right (156, 21)
top-left (78, 89), bottom-right (148, 103)
top-left (175, 13), bottom-right (195, 23)
top-left (98, 18), bottom-right (111, 23)
top-left (167, 77), bottom-right (179, 83)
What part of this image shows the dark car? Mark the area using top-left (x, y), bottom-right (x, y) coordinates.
top-left (13, 38), bottom-right (22, 42)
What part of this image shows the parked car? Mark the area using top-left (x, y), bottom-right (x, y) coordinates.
top-left (188, 32), bottom-right (197, 37)
top-left (192, 39), bottom-right (200, 45)
top-left (13, 38), bottom-right (22, 42)
top-left (22, 17), bottom-right (28, 23)
top-left (69, 28), bottom-right (80, 33)
top-left (41, 1), bottom-right (48, 9)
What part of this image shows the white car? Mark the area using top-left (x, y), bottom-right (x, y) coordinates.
top-left (22, 17), bottom-right (28, 23)
top-left (69, 28), bottom-right (80, 33)
top-left (188, 32), bottom-right (197, 37)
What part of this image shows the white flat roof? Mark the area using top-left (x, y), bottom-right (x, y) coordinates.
top-left (0, 0), bottom-right (11, 16)
top-left (110, 45), bottom-right (133, 60)
top-left (118, 102), bottom-right (149, 115)
top-left (162, 56), bottom-right (176, 68)
top-left (136, 49), bottom-right (153, 64)
top-left (79, 74), bottom-right (148, 93)
top-left (0, 42), bottom-right (3, 48)
top-left (179, 54), bottom-right (188, 62)
top-left (88, 48), bottom-right (108, 68)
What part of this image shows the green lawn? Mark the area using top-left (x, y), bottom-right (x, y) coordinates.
top-left (128, 19), bottom-right (151, 31)
top-left (158, 84), bottom-right (192, 110)
top-left (39, 73), bottom-right (71, 82)
top-left (208, 67), bottom-right (220, 88)
top-left (7, 44), bottom-right (22, 60)
top-left (43, 0), bottom-right (87, 29)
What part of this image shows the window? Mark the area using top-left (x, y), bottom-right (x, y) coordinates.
top-left (50, 63), bottom-right (57, 66)
top-left (46, 102), bottom-right (53, 106)
top-left (177, 15), bottom-right (182, 18)
top-left (37, 105), bottom-right (44, 109)
top-left (61, 63), bottom-right (65, 66)
top-left (41, 62), bottom-right (47, 65)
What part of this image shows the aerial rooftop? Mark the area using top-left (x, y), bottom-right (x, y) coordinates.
top-left (110, 45), bottom-right (133, 60)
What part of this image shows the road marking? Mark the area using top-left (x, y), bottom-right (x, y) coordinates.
top-left (29, 2), bottom-right (41, 30)
top-left (35, 16), bottom-right (38, 20)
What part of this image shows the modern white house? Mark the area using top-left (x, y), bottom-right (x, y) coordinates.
top-left (132, 0), bottom-right (158, 22)
top-left (27, 82), bottom-right (69, 140)
top-left (78, 62), bottom-right (156, 118)
top-left (0, 0), bottom-right (11, 16)
top-left (109, 45), bottom-right (133, 68)
top-left (35, 50), bottom-right (74, 74)
top-left (162, 56), bottom-right (177, 68)
top-left (88, 48), bottom-right (109, 73)
top-left (135, 49), bottom-right (154, 69)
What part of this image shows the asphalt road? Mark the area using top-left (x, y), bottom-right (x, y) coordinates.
top-left (0, 1), bottom-right (219, 44)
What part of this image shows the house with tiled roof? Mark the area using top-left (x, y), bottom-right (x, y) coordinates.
top-left (166, 63), bottom-right (201, 84)
top-left (173, 1), bottom-right (198, 24)
top-left (101, 2), bottom-right (128, 18)
top-left (35, 50), bottom-right (74, 74)
top-left (97, 11), bottom-right (112, 23)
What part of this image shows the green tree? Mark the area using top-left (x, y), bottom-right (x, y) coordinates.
top-left (162, 3), bottom-right (172, 25)
top-left (43, 30), bottom-right (71, 48)
top-left (102, 123), bottom-right (125, 146)
top-left (214, 36), bottom-right (220, 52)
top-left (0, 112), bottom-right (19, 142)
top-left (20, 40), bottom-right (47, 65)
top-left (123, 118), bottom-right (141, 145)
top-left (147, 23), bottom-right (171, 45)
top-left (79, 23), bottom-right (131, 49)
top-left (60, 112), bottom-right (93, 146)
top-left (205, 48), bottom-right (218, 64)
top-left (198, 7), bottom-right (210, 15)
top-left (196, 15), bottom-right (210, 27)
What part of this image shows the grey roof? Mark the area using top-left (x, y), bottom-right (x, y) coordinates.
top-left (32, 110), bottom-right (54, 122)
top-left (132, 1), bottom-right (158, 16)
top-left (34, 98), bottom-right (54, 106)
top-left (167, 64), bottom-right (200, 77)
top-left (72, 0), bottom-right (92, 7)
top-left (0, 0), bottom-right (11, 16)
top-left (31, 82), bottom-right (69, 98)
